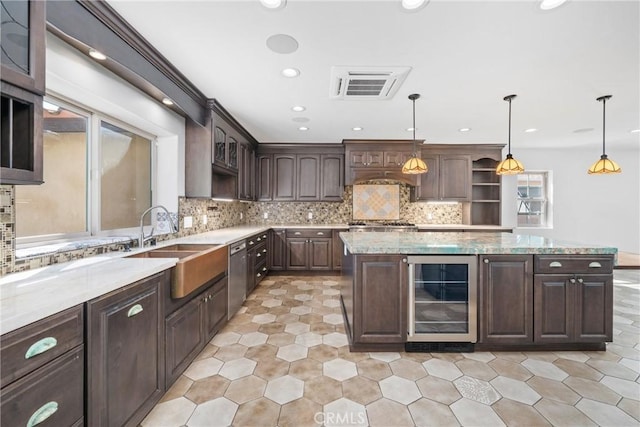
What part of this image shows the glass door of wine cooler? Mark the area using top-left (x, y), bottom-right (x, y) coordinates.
top-left (407, 256), bottom-right (477, 342)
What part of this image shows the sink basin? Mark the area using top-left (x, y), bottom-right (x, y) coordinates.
top-left (127, 244), bottom-right (228, 298)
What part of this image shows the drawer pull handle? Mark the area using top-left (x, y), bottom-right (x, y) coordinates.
top-left (317, 232), bottom-right (324, 235)
top-left (294, 232), bottom-right (301, 235)
top-left (549, 261), bottom-right (562, 268)
top-left (27, 401), bottom-right (58, 427)
top-left (25, 337), bottom-right (58, 359)
top-left (589, 262), bottom-right (602, 268)
top-left (127, 304), bottom-right (144, 317)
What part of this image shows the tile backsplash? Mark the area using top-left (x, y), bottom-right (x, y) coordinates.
top-left (1, 182), bottom-right (461, 274)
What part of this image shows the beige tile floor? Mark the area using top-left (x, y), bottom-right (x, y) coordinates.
top-left (142, 270), bottom-right (640, 427)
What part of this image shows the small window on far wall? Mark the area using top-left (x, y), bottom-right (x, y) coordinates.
top-left (517, 172), bottom-right (551, 228)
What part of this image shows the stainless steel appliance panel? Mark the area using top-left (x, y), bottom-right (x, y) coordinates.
top-left (228, 241), bottom-right (247, 320)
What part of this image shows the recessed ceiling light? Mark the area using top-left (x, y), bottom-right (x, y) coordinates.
top-left (291, 105), bottom-right (305, 112)
top-left (458, 128), bottom-right (471, 132)
top-left (524, 128), bottom-right (538, 133)
top-left (540, 0), bottom-right (567, 10)
top-left (630, 129), bottom-right (640, 133)
top-left (260, 0), bottom-right (286, 10)
top-left (89, 48), bottom-right (107, 60)
top-left (401, 0), bottom-right (429, 12)
top-left (298, 126), bottom-right (309, 131)
top-left (162, 97), bottom-right (174, 106)
top-left (266, 34), bottom-right (298, 54)
top-left (281, 68), bottom-right (300, 78)
top-left (352, 127), bottom-right (363, 131)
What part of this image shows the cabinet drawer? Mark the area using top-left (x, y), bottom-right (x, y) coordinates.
top-left (253, 242), bottom-right (268, 261)
top-left (246, 233), bottom-right (268, 247)
top-left (1, 305), bottom-right (83, 387)
top-left (255, 260), bottom-right (268, 281)
top-left (534, 255), bottom-right (613, 274)
top-left (1, 346), bottom-right (84, 427)
top-left (286, 229), bottom-right (330, 238)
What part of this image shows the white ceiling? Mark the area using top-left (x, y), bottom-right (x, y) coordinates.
top-left (107, 0), bottom-right (639, 150)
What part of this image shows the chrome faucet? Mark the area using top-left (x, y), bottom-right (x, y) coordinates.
top-left (139, 205), bottom-right (179, 248)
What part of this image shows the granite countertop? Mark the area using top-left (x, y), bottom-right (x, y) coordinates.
top-left (415, 224), bottom-right (513, 231)
top-left (340, 231), bottom-right (618, 256)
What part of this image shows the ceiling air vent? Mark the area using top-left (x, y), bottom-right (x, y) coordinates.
top-left (330, 66), bottom-right (411, 100)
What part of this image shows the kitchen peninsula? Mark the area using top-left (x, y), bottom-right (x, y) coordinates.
top-left (339, 231), bottom-right (617, 352)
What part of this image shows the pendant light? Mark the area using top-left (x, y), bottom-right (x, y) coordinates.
top-left (496, 94), bottom-right (525, 175)
top-left (588, 95), bottom-right (621, 174)
top-left (402, 94), bottom-right (428, 174)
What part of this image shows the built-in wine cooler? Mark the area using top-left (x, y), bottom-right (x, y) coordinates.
top-left (406, 256), bottom-right (477, 349)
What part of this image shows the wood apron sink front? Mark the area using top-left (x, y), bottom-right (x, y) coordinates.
top-left (127, 244), bottom-right (228, 298)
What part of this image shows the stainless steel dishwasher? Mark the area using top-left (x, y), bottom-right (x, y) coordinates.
top-left (228, 240), bottom-right (247, 320)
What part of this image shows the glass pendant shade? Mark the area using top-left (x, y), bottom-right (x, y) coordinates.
top-left (402, 93), bottom-right (428, 175)
top-left (588, 154), bottom-right (621, 174)
top-left (588, 95), bottom-right (621, 175)
top-left (496, 153), bottom-right (525, 175)
top-left (402, 155), bottom-right (428, 174)
top-left (496, 94), bottom-right (524, 175)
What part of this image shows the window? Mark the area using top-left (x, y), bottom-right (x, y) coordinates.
top-left (517, 172), bottom-right (551, 228)
top-left (15, 98), bottom-right (154, 242)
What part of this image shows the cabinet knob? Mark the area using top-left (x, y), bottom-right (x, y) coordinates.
top-left (570, 278), bottom-right (576, 284)
top-left (257, 237), bottom-right (261, 241)
top-left (127, 304), bottom-right (144, 317)
top-left (249, 241), bottom-right (255, 245)
top-left (483, 259), bottom-right (489, 264)
top-left (27, 401), bottom-right (59, 427)
top-left (402, 258), bottom-right (407, 263)
top-left (262, 267), bottom-right (267, 271)
top-left (257, 273), bottom-right (261, 278)
top-left (262, 248), bottom-right (267, 253)
top-left (577, 278), bottom-right (584, 284)
top-left (25, 337), bottom-right (58, 359)
top-left (256, 253), bottom-right (261, 257)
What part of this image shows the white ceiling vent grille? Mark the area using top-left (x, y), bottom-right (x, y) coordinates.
top-left (330, 66), bottom-right (412, 100)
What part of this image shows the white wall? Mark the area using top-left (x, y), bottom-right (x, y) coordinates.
top-left (501, 146), bottom-right (640, 253)
top-left (45, 34), bottom-right (186, 210)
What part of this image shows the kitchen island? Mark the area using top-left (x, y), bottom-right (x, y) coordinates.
top-left (339, 232), bottom-right (617, 352)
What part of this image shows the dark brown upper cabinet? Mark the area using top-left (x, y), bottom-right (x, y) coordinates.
top-left (185, 100), bottom-right (257, 199)
top-left (411, 153), bottom-right (471, 201)
top-left (1, 0), bottom-right (45, 185)
top-left (257, 144), bottom-right (344, 202)
top-left (343, 140), bottom-right (419, 186)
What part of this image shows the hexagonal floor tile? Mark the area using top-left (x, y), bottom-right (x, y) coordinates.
top-left (490, 375), bottom-right (540, 405)
top-left (224, 375), bottom-right (266, 404)
top-left (295, 331), bottom-right (323, 348)
top-left (252, 313), bottom-right (277, 324)
top-left (262, 298), bottom-right (283, 308)
top-left (323, 398), bottom-right (368, 427)
top-left (218, 358), bottom-right (257, 380)
top-left (290, 305), bottom-right (313, 316)
top-left (422, 358), bottom-right (463, 381)
top-left (323, 313), bottom-right (344, 325)
top-left (186, 397), bottom-right (238, 427)
top-left (183, 358), bottom-right (224, 381)
top-left (238, 331), bottom-right (269, 347)
top-left (276, 343), bottom-right (308, 362)
top-left (210, 332), bottom-right (241, 347)
top-left (454, 375), bottom-right (501, 405)
top-left (323, 358), bottom-right (358, 381)
top-left (323, 332), bottom-right (349, 348)
top-left (304, 375), bottom-right (343, 405)
top-left (264, 375), bottom-right (304, 405)
top-left (379, 375), bottom-right (422, 405)
top-left (284, 321), bottom-right (311, 335)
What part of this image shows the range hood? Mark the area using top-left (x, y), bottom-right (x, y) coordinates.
top-left (350, 169), bottom-right (419, 186)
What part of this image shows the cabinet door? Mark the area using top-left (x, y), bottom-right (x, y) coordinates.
top-left (332, 229), bottom-right (344, 270)
top-left (238, 143), bottom-right (254, 200)
top-left (270, 229), bottom-right (286, 270)
top-left (204, 277), bottom-right (228, 340)
top-left (440, 155), bottom-right (471, 201)
top-left (273, 154), bottom-right (296, 200)
top-left (309, 238), bottom-right (332, 270)
top-left (165, 297), bottom-right (203, 386)
top-left (297, 154), bottom-right (320, 200)
top-left (213, 126), bottom-right (227, 166)
top-left (0, 0), bottom-right (45, 94)
top-left (413, 155), bottom-right (439, 200)
top-left (87, 272), bottom-right (165, 427)
top-left (479, 255), bottom-right (534, 344)
top-left (354, 255), bottom-right (407, 343)
top-left (574, 274), bottom-right (612, 342)
top-left (286, 237), bottom-right (308, 270)
top-left (321, 154), bottom-right (344, 201)
top-left (534, 275), bottom-right (572, 343)
top-left (257, 154), bottom-right (272, 200)
top-left (384, 151), bottom-right (412, 167)
top-left (349, 151), bottom-right (368, 167)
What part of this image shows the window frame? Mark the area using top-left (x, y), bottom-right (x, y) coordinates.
top-left (16, 95), bottom-right (157, 246)
top-left (516, 170), bottom-right (553, 229)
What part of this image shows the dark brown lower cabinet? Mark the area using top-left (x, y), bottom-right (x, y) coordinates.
top-left (534, 274), bottom-right (612, 343)
top-left (270, 229), bottom-right (286, 270)
top-left (286, 230), bottom-right (332, 270)
top-left (341, 253), bottom-right (407, 350)
top-left (165, 276), bottom-right (227, 386)
top-left (332, 229), bottom-right (344, 270)
top-left (479, 255), bottom-right (533, 344)
top-left (87, 271), bottom-right (167, 427)
top-left (1, 346), bottom-right (84, 427)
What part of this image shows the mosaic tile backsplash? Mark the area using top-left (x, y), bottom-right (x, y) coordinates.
top-left (1, 183), bottom-right (461, 274)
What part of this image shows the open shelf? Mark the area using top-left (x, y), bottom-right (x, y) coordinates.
top-left (471, 158), bottom-right (501, 225)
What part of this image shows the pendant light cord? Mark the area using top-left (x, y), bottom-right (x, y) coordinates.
top-left (602, 96), bottom-right (606, 155)
top-left (412, 97), bottom-right (416, 156)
